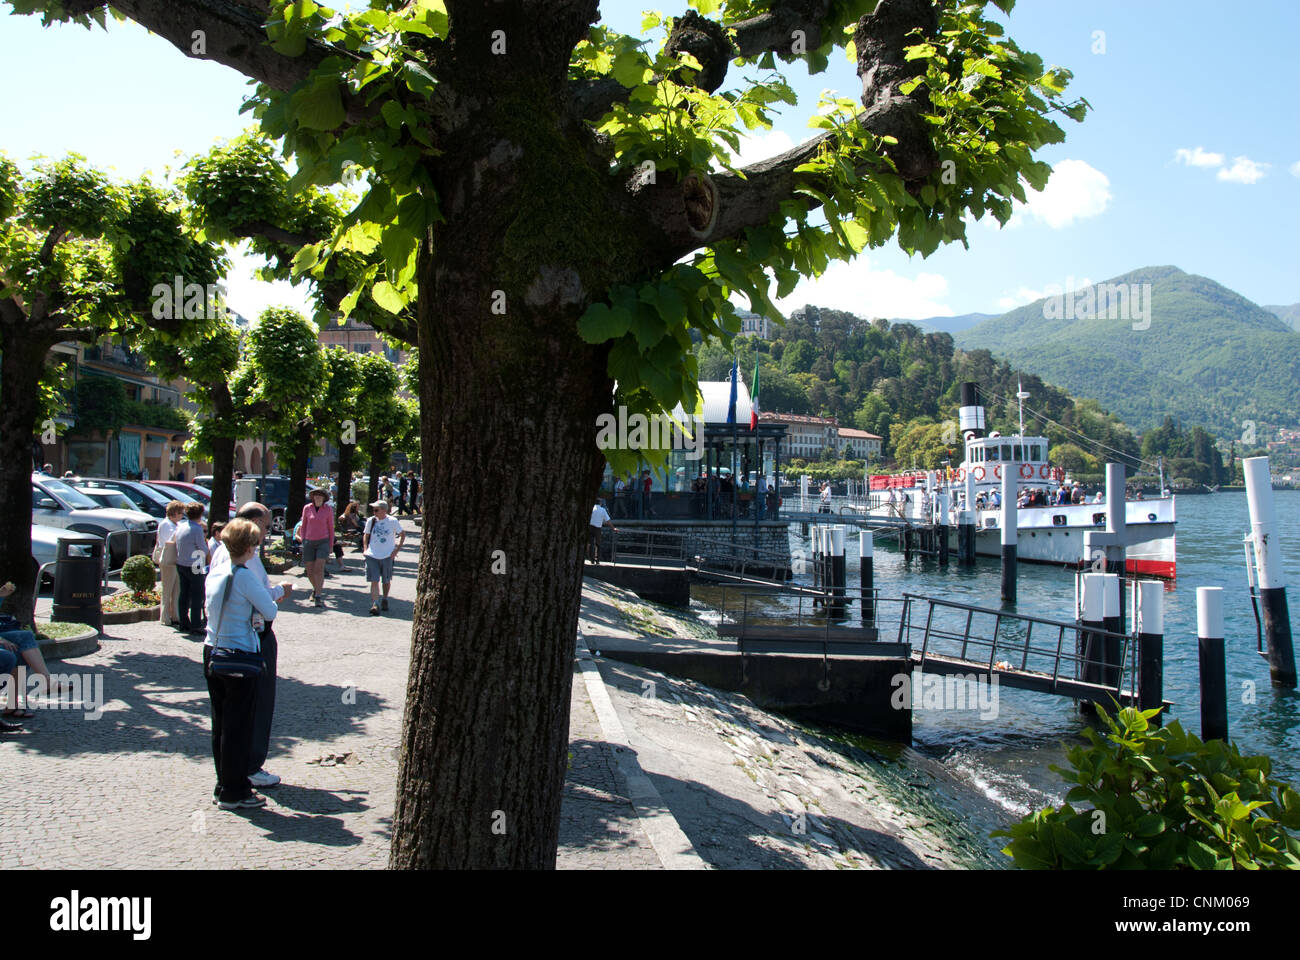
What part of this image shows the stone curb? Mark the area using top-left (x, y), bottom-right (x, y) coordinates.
top-left (35, 625), bottom-right (100, 662)
top-left (576, 628), bottom-right (706, 870)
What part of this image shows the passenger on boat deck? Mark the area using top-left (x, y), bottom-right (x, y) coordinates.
top-left (1093, 491), bottom-right (1104, 504)
top-left (990, 489), bottom-right (1002, 508)
top-left (1057, 485), bottom-right (1070, 506)
top-left (1070, 484), bottom-right (1084, 505)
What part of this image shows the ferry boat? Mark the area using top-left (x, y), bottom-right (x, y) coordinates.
top-left (867, 383), bottom-right (1177, 578)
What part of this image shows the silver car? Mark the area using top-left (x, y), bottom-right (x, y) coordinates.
top-left (31, 522), bottom-right (104, 588)
top-left (31, 474), bottom-right (155, 569)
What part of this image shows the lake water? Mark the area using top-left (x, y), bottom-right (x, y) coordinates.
top-left (697, 490), bottom-right (1300, 819)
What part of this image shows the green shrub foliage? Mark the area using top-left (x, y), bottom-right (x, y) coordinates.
top-left (120, 555), bottom-right (156, 597)
top-left (995, 705), bottom-right (1300, 869)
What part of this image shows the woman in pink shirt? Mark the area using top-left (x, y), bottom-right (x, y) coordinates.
top-left (300, 488), bottom-right (335, 607)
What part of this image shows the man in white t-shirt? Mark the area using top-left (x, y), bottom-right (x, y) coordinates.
top-left (588, 500), bottom-right (615, 564)
top-left (363, 500), bottom-right (406, 615)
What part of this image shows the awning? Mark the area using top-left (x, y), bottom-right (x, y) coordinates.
top-left (119, 432), bottom-right (141, 476)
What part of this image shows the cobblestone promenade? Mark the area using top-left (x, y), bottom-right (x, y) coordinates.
top-left (0, 523), bottom-right (662, 869)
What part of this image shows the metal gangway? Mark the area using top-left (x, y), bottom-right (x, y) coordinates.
top-left (896, 593), bottom-right (1166, 706)
top-left (601, 528), bottom-right (795, 588)
top-left (711, 584), bottom-right (884, 656)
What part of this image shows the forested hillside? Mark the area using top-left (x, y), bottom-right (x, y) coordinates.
top-left (954, 266), bottom-right (1300, 436)
top-left (694, 306), bottom-right (1141, 473)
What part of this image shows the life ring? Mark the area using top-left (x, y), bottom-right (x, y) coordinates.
top-left (1039, 464), bottom-right (1050, 480)
top-left (993, 465), bottom-right (1002, 480)
top-left (972, 466), bottom-right (985, 482)
top-left (955, 468), bottom-right (965, 482)
top-left (1019, 464), bottom-right (1034, 479)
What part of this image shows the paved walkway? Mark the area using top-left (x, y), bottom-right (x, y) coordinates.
top-left (1, 522), bottom-right (666, 869)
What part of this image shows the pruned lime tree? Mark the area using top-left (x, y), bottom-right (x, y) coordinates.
top-left (233, 306), bottom-right (327, 530)
top-left (12, 0), bottom-right (1086, 866)
top-left (140, 317), bottom-right (244, 521)
top-left (0, 151), bottom-right (223, 623)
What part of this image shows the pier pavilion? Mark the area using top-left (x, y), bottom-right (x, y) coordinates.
top-left (599, 378), bottom-right (790, 558)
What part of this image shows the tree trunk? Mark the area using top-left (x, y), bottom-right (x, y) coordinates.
top-left (209, 435), bottom-right (235, 523)
top-left (284, 418), bottom-right (312, 531)
top-left (367, 455), bottom-right (381, 507)
top-left (0, 333), bottom-right (50, 625)
top-left (389, 242), bottom-right (614, 867)
top-left (335, 441), bottom-right (355, 511)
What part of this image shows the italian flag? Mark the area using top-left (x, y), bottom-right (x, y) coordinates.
top-left (750, 356), bottom-right (760, 430)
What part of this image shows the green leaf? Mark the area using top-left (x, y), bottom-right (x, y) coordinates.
top-left (371, 279), bottom-right (403, 314)
top-left (577, 302), bottom-right (632, 344)
top-left (294, 79), bottom-right (345, 131)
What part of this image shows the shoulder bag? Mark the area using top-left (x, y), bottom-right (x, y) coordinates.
top-left (207, 566), bottom-right (265, 679)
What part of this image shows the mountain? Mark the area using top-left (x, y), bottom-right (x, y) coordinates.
top-left (902, 312), bottom-right (994, 334)
top-left (1265, 304), bottom-right (1300, 331)
top-left (954, 266), bottom-right (1300, 437)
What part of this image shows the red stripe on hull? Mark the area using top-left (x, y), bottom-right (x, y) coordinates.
top-left (1126, 557), bottom-right (1176, 579)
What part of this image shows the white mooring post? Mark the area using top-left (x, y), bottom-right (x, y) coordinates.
top-left (1196, 586), bottom-right (1228, 741)
top-left (1243, 456), bottom-right (1296, 687)
top-left (1079, 572), bottom-right (1106, 692)
top-left (1000, 460), bottom-right (1017, 602)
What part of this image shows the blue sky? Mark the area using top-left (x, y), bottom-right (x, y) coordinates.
top-left (3, 0), bottom-right (1297, 321)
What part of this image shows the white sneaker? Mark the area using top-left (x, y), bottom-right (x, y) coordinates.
top-left (248, 769), bottom-right (281, 788)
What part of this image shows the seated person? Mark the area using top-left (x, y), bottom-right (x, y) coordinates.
top-left (0, 581), bottom-right (66, 719)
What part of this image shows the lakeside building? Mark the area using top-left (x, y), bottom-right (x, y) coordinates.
top-left (39, 338), bottom-right (275, 480)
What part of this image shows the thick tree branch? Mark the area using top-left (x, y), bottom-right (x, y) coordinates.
top-left (51, 325), bottom-right (102, 343)
top-left (445, 0), bottom-right (598, 91)
top-left (630, 0), bottom-right (939, 265)
top-left (106, 0), bottom-right (365, 109)
top-left (572, 0), bottom-right (837, 121)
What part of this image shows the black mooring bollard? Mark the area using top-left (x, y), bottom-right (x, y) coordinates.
top-left (860, 530), bottom-right (874, 627)
top-left (1197, 586), bottom-right (1228, 741)
top-left (1136, 580), bottom-right (1164, 720)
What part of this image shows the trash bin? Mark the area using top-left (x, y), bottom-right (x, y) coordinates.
top-left (52, 536), bottom-right (104, 634)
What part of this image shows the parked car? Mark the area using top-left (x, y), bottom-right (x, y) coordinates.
top-left (75, 487), bottom-right (140, 512)
top-left (31, 474), bottom-right (155, 568)
top-left (31, 522), bottom-right (104, 589)
top-left (76, 477), bottom-right (199, 520)
top-left (149, 480), bottom-right (235, 515)
top-left (239, 475), bottom-right (299, 533)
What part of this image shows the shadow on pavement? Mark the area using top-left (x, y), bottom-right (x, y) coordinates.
top-left (0, 647), bottom-right (389, 761)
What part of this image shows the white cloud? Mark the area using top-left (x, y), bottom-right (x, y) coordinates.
top-left (997, 278), bottom-right (1092, 311)
top-left (1174, 146), bottom-right (1224, 169)
top-left (1007, 159), bottom-right (1111, 230)
top-left (1291, 161), bottom-right (1300, 178)
top-left (774, 258), bottom-right (953, 319)
top-left (1217, 156), bottom-right (1269, 184)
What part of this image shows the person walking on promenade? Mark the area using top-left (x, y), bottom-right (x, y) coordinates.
top-left (587, 499), bottom-right (616, 564)
top-left (299, 488), bottom-right (335, 607)
top-left (363, 500), bottom-right (405, 615)
top-left (409, 471), bottom-right (421, 515)
top-left (397, 472), bottom-right (408, 516)
top-left (210, 502), bottom-right (294, 789)
top-left (174, 502), bottom-right (210, 636)
top-left (154, 500), bottom-right (185, 627)
top-left (204, 518), bottom-right (279, 810)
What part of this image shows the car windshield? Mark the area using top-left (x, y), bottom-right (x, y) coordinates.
top-left (37, 478), bottom-right (98, 509)
top-left (79, 489), bottom-right (136, 511)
